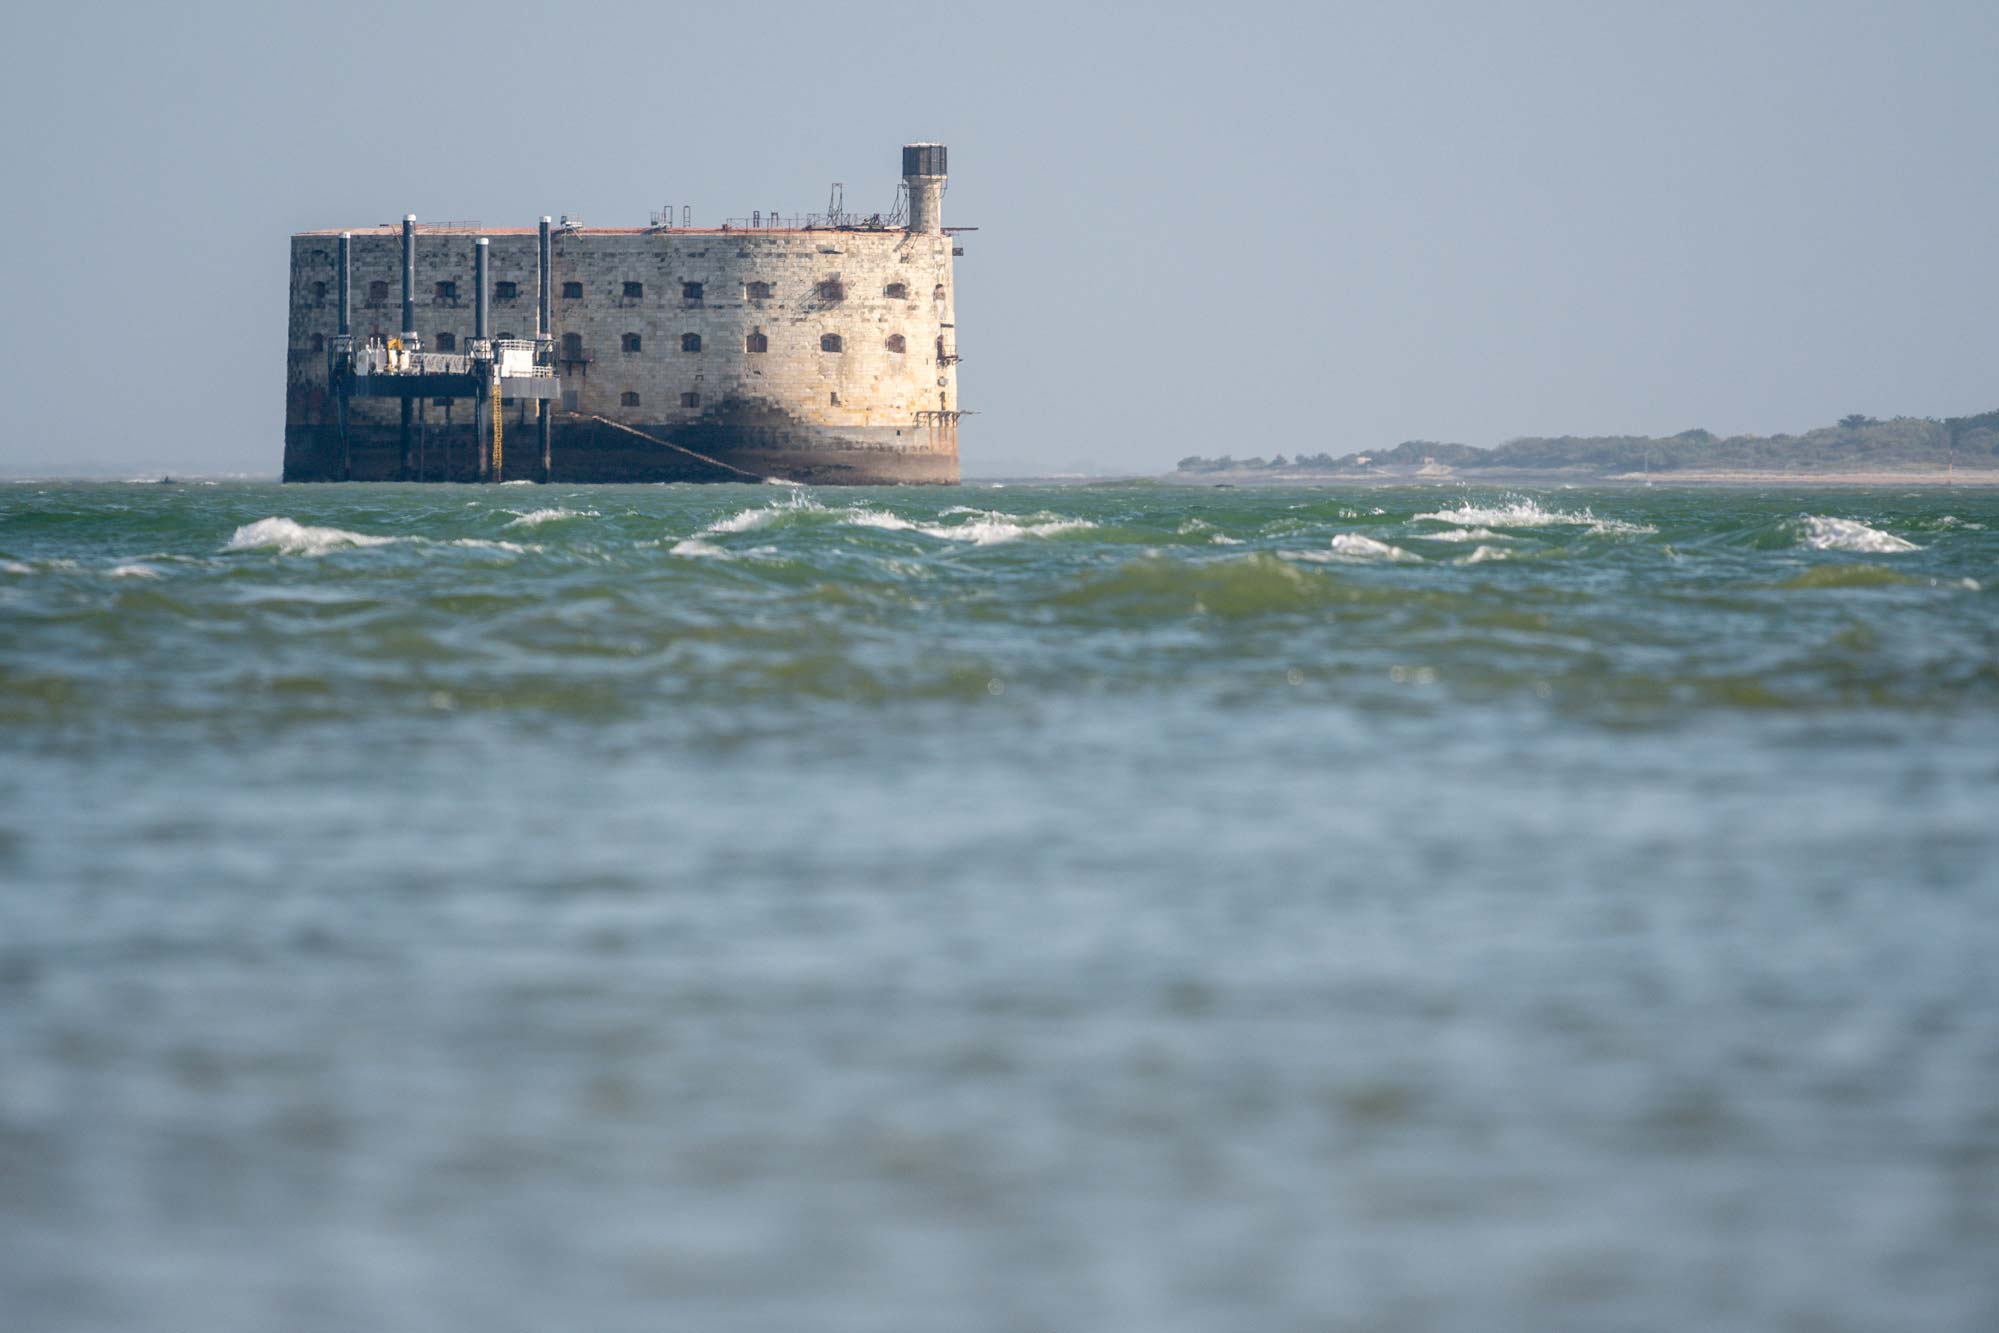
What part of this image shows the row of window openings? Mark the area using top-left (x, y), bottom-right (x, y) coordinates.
top-left (325, 280), bottom-right (523, 303)
top-left (331, 280), bottom-right (941, 304)
top-left (614, 391), bottom-right (853, 409)
top-left (580, 280), bottom-right (934, 303)
top-left (405, 389), bottom-right (899, 412)
top-left (602, 332), bottom-right (906, 354)
top-left (308, 331), bottom-right (920, 355)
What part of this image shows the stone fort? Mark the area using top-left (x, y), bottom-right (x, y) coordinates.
top-left (284, 144), bottom-right (963, 484)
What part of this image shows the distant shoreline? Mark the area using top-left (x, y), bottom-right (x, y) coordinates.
top-left (1160, 468), bottom-right (1999, 488)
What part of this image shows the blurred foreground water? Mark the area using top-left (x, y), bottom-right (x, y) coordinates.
top-left (1, 480), bottom-right (1996, 1331)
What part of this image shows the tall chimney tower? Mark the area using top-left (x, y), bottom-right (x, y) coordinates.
top-left (902, 143), bottom-right (947, 234)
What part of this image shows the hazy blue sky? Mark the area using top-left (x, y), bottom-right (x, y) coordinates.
top-left (2, 0), bottom-right (1994, 476)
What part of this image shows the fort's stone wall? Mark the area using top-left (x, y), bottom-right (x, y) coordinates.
top-left (284, 222), bottom-right (960, 482)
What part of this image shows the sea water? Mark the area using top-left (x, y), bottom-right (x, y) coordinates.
top-left (1, 480), bottom-right (1996, 1331)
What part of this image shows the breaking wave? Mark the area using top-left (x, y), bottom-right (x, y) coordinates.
top-left (447, 538), bottom-right (537, 553)
top-left (689, 495), bottom-right (1094, 546)
top-left (669, 538), bottom-right (732, 559)
top-left (915, 511), bottom-right (1096, 545)
top-left (1415, 498), bottom-right (1655, 535)
top-left (224, 518), bottom-right (539, 557)
top-left (505, 507), bottom-right (598, 528)
top-left (1320, 533), bottom-right (1421, 562)
top-left (225, 517), bottom-right (396, 556)
top-left (1423, 527), bottom-right (1508, 543)
top-left (844, 509), bottom-right (920, 533)
top-left (1458, 545), bottom-right (1510, 565)
top-left (1794, 516), bottom-right (1920, 554)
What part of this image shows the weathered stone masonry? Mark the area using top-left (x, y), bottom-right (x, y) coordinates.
top-left (284, 145), bottom-right (961, 484)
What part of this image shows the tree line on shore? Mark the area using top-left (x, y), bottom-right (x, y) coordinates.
top-left (1175, 409), bottom-right (1999, 475)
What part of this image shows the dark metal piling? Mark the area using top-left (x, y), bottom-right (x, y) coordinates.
top-left (538, 216), bottom-right (553, 482)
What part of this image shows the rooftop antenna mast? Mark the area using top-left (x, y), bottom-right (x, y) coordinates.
top-left (827, 182), bottom-right (844, 226)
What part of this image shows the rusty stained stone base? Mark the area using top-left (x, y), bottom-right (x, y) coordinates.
top-left (282, 414), bottom-right (958, 485)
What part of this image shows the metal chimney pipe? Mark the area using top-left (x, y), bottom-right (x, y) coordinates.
top-left (537, 216), bottom-right (551, 340)
top-left (337, 232), bottom-right (351, 336)
top-left (400, 214), bottom-right (417, 342)
top-left (474, 237), bottom-right (490, 342)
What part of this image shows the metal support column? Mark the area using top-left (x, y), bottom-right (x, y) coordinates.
top-left (336, 231), bottom-right (352, 481)
top-left (399, 215), bottom-right (416, 480)
top-left (473, 237), bottom-right (490, 342)
top-left (401, 214), bottom-right (417, 346)
top-left (475, 381), bottom-right (488, 482)
top-left (538, 216), bottom-right (554, 482)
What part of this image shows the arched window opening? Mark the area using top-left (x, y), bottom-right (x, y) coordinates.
top-left (620, 391), bottom-right (641, 407)
top-left (682, 282), bottom-right (704, 304)
top-left (309, 333), bottom-right (325, 352)
top-left (622, 281), bottom-right (644, 300)
top-left (746, 331), bottom-right (768, 353)
top-left (561, 281), bottom-right (583, 299)
top-left (561, 332), bottom-right (584, 359)
top-left (885, 333), bottom-right (906, 354)
top-left (681, 332), bottom-right (701, 353)
top-left (745, 281), bottom-right (772, 300)
top-left (495, 281), bottom-right (518, 301)
top-left (435, 332), bottom-right (457, 351)
top-left (817, 280), bottom-right (845, 301)
top-left (434, 281), bottom-right (458, 303)
top-left (681, 391), bottom-right (701, 408)
top-left (820, 333), bottom-right (844, 353)
top-left (884, 282), bottom-right (908, 300)
top-left (621, 332), bottom-right (642, 353)
top-left (311, 281), bottom-right (327, 302)
top-left (933, 284), bottom-right (946, 301)
top-left (367, 280), bottom-right (389, 305)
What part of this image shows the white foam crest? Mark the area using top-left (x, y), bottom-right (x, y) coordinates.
top-left (106, 563), bottom-right (162, 579)
top-left (1424, 526), bottom-right (1508, 543)
top-left (1327, 532), bottom-right (1420, 562)
top-left (669, 538), bottom-right (732, 559)
top-left (225, 517), bottom-right (396, 556)
top-left (1415, 497), bottom-right (1654, 535)
top-left (1459, 545), bottom-right (1510, 564)
top-left (1211, 534), bottom-right (1243, 545)
top-left (1796, 515), bottom-right (1920, 553)
top-left (843, 508), bottom-right (920, 532)
top-left (699, 490), bottom-right (824, 536)
top-left (504, 507), bottom-right (598, 528)
top-left (447, 538), bottom-right (536, 553)
top-left (1, 559), bottom-right (33, 574)
top-left (917, 512), bottom-right (1096, 545)
top-left (500, 479), bottom-right (534, 486)
top-left (1176, 518), bottom-right (1213, 534)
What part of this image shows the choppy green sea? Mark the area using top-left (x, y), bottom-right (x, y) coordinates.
top-left (2, 479), bottom-right (1996, 1331)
